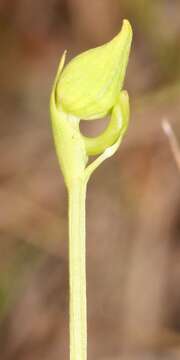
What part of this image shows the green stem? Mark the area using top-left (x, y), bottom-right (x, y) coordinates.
top-left (68, 178), bottom-right (87, 360)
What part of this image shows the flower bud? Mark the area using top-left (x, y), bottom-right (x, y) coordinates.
top-left (56, 20), bottom-right (132, 120)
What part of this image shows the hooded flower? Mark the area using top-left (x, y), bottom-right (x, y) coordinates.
top-left (50, 19), bottom-right (132, 187)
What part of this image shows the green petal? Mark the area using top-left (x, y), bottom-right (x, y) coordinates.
top-left (57, 20), bottom-right (132, 120)
top-left (84, 91), bottom-right (130, 181)
top-left (82, 90), bottom-right (130, 156)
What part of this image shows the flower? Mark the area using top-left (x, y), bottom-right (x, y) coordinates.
top-left (50, 20), bottom-right (132, 187)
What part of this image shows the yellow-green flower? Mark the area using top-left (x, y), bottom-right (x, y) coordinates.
top-left (50, 19), bottom-right (132, 187)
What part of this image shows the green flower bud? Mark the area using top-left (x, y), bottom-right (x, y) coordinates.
top-left (50, 20), bottom-right (132, 188)
top-left (56, 19), bottom-right (132, 120)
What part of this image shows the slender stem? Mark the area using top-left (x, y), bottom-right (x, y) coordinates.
top-left (68, 178), bottom-right (87, 360)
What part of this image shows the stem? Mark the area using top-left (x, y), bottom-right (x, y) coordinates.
top-left (68, 178), bottom-right (87, 360)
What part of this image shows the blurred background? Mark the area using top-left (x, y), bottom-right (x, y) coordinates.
top-left (0, 0), bottom-right (180, 359)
